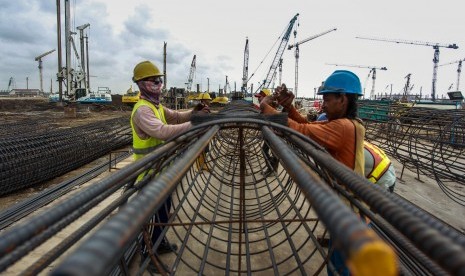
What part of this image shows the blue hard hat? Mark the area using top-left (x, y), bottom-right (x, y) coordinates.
top-left (318, 70), bottom-right (363, 95)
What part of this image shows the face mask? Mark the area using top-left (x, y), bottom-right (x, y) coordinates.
top-left (138, 80), bottom-right (164, 105)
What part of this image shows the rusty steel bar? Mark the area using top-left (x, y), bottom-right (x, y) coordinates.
top-left (359, 101), bottom-right (465, 205)
top-left (0, 102), bottom-right (464, 276)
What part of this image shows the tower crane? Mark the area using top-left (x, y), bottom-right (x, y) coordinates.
top-left (258, 13), bottom-right (299, 92)
top-left (439, 58), bottom-right (465, 91)
top-left (186, 55), bottom-right (196, 92)
top-left (356, 36), bottom-right (458, 101)
top-left (241, 37), bottom-right (249, 95)
top-left (288, 28), bottom-right (337, 97)
top-left (326, 63), bottom-right (387, 99)
top-left (35, 49), bottom-right (56, 93)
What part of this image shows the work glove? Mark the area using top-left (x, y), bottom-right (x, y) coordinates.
top-left (193, 103), bottom-right (210, 114)
top-left (274, 84), bottom-right (295, 110)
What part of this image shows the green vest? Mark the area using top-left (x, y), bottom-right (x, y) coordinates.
top-left (130, 99), bottom-right (167, 160)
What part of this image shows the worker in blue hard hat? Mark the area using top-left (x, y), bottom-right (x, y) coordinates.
top-left (261, 70), bottom-right (373, 276)
top-left (262, 70), bottom-right (365, 175)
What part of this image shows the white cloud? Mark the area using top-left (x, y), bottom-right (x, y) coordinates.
top-left (1, 0), bottom-right (464, 100)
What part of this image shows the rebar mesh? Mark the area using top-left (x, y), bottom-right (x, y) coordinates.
top-left (359, 101), bottom-right (465, 205)
top-left (0, 116), bottom-right (131, 195)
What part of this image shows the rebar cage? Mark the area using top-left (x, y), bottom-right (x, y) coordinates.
top-left (1, 107), bottom-right (465, 276)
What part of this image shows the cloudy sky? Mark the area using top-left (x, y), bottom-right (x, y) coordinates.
top-left (1, 0), bottom-right (464, 99)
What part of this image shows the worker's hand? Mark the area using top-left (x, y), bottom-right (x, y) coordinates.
top-left (193, 103), bottom-right (210, 114)
top-left (260, 96), bottom-right (278, 111)
top-left (274, 84), bottom-right (294, 110)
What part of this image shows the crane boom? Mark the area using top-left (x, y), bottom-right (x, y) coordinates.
top-left (260, 13), bottom-right (299, 91)
top-left (327, 63), bottom-right (387, 99)
top-left (439, 58), bottom-right (465, 91)
top-left (356, 36), bottom-right (459, 101)
top-left (287, 28), bottom-right (337, 50)
top-left (242, 37), bottom-right (249, 94)
top-left (288, 27), bottom-right (337, 97)
top-left (35, 49), bottom-right (56, 93)
top-left (186, 55), bottom-right (196, 91)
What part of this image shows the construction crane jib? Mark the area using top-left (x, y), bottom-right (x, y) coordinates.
top-left (288, 27), bottom-right (337, 97)
top-left (242, 37), bottom-right (249, 94)
top-left (356, 36), bottom-right (458, 101)
top-left (35, 49), bottom-right (56, 93)
top-left (260, 13), bottom-right (299, 91)
top-left (186, 55), bottom-right (196, 92)
top-left (439, 58), bottom-right (465, 91)
top-left (326, 63), bottom-right (387, 99)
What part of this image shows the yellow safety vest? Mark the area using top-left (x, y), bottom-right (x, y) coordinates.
top-left (364, 141), bottom-right (391, 183)
top-left (130, 99), bottom-right (167, 160)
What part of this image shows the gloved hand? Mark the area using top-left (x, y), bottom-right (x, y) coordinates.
top-left (193, 103), bottom-right (211, 114)
top-left (274, 84), bottom-right (294, 110)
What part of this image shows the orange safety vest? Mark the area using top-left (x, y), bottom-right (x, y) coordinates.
top-left (364, 141), bottom-right (391, 183)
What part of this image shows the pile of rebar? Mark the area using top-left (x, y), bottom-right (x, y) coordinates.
top-left (1, 101), bottom-right (464, 275)
top-left (359, 101), bottom-right (465, 206)
top-left (0, 116), bottom-right (131, 195)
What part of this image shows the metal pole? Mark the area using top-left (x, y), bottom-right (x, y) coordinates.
top-left (56, 0), bottom-right (63, 101)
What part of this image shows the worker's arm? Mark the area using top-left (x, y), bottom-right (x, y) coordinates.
top-left (287, 119), bottom-right (348, 151)
top-left (164, 107), bottom-right (193, 124)
top-left (133, 106), bottom-right (192, 141)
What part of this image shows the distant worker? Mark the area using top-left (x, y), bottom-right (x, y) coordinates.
top-left (195, 92), bottom-right (212, 171)
top-left (364, 141), bottom-right (396, 192)
top-left (317, 113), bottom-right (396, 192)
top-left (254, 88), bottom-right (271, 109)
top-left (130, 60), bottom-right (208, 273)
top-left (255, 88), bottom-right (279, 176)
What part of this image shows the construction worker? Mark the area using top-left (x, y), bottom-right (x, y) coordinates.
top-left (195, 92), bottom-right (212, 171)
top-left (261, 70), bottom-right (365, 175)
top-left (253, 88), bottom-right (271, 109)
top-left (130, 60), bottom-right (208, 273)
top-left (317, 113), bottom-right (396, 192)
top-left (255, 88), bottom-right (279, 176)
top-left (261, 70), bottom-right (365, 276)
top-left (364, 141), bottom-right (396, 192)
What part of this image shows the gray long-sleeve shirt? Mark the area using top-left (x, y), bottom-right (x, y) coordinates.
top-left (132, 105), bottom-right (192, 141)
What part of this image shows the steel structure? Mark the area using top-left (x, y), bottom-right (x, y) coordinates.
top-left (0, 117), bottom-right (130, 195)
top-left (1, 102), bottom-right (465, 275)
top-left (359, 100), bottom-right (465, 205)
top-left (439, 58), bottom-right (465, 91)
top-left (327, 63), bottom-right (387, 99)
top-left (186, 55), bottom-right (196, 92)
top-left (34, 49), bottom-right (56, 93)
top-left (259, 13), bottom-right (299, 92)
top-left (356, 36), bottom-right (458, 101)
top-left (288, 28), bottom-right (337, 97)
top-left (241, 37), bottom-right (249, 95)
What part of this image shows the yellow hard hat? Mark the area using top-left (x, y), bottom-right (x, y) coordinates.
top-left (132, 61), bottom-right (163, 82)
top-left (199, 92), bottom-right (212, 101)
top-left (254, 88), bottom-right (271, 97)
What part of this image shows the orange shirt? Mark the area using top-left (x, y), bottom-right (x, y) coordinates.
top-left (263, 104), bottom-right (365, 175)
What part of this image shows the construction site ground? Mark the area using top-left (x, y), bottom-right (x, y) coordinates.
top-left (0, 97), bottom-right (464, 275)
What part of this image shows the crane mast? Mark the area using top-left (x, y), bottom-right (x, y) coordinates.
top-left (186, 55), bottom-right (196, 92)
top-left (326, 63), bottom-right (387, 99)
top-left (242, 37), bottom-right (249, 95)
top-left (439, 58), bottom-right (465, 91)
top-left (356, 36), bottom-right (458, 101)
top-left (35, 49), bottom-right (56, 93)
top-left (260, 13), bottom-right (299, 91)
top-left (288, 27), bottom-right (337, 97)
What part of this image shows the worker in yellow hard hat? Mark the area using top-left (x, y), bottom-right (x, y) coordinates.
top-left (254, 88), bottom-right (279, 176)
top-left (194, 92), bottom-right (212, 171)
top-left (130, 60), bottom-right (209, 274)
top-left (253, 89), bottom-right (271, 109)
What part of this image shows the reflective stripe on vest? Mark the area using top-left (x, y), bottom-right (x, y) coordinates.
top-left (364, 141), bottom-right (391, 183)
top-left (130, 99), bottom-right (167, 160)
